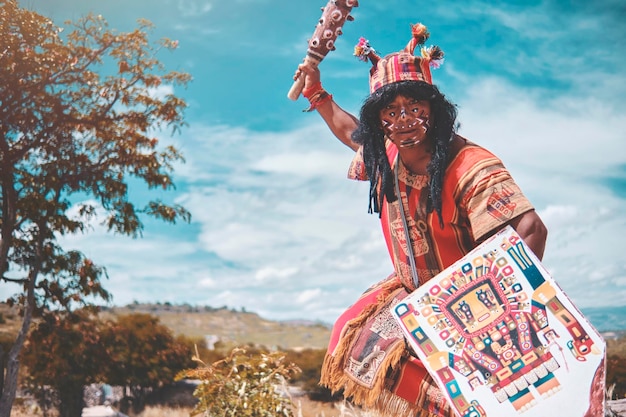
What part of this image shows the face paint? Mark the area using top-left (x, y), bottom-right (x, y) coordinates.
top-left (379, 95), bottom-right (431, 148)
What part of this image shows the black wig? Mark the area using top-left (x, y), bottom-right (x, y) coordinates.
top-left (351, 81), bottom-right (458, 225)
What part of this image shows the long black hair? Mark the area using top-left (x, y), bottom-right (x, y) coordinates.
top-left (351, 80), bottom-right (458, 225)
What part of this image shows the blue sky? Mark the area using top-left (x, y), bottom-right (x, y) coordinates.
top-left (8, 0), bottom-right (625, 323)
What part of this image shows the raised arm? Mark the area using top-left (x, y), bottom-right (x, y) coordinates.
top-left (296, 63), bottom-right (360, 151)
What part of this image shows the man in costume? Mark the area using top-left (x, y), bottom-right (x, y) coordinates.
top-left (294, 24), bottom-right (547, 417)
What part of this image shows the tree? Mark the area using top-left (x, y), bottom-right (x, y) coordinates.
top-left (0, 1), bottom-right (191, 414)
top-left (21, 309), bottom-right (108, 417)
top-left (100, 313), bottom-right (195, 413)
top-left (22, 311), bottom-right (195, 417)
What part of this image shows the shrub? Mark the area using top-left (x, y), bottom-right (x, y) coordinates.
top-left (177, 347), bottom-right (301, 417)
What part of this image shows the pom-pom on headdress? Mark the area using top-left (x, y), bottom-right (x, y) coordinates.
top-left (354, 23), bottom-right (444, 93)
top-left (354, 37), bottom-right (380, 64)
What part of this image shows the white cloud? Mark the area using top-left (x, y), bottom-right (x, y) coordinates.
top-left (148, 84), bottom-right (175, 100)
top-left (176, 0), bottom-right (213, 17)
top-left (296, 288), bottom-right (323, 305)
top-left (199, 277), bottom-right (218, 288)
top-left (540, 205), bottom-right (580, 228)
top-left (253, 151), bottom-right (349, 177)
top-left (456, 77), bottom-right (624, 186)
top-left (255, 266), bottom-right (299, 282)
top-left (4, 0), bottom-right (623, 326)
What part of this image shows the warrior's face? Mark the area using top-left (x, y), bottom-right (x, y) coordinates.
top-left (379, 95), bottom-right (431, 148)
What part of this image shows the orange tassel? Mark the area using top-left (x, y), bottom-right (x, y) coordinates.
top-left (411, 23), bottom-right (430, 45)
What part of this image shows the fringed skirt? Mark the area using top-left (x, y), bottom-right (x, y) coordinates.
top-left (320, 274), bottom-right (455, 417)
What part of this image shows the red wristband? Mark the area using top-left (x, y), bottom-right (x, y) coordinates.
top-left (303, 81), bottom-right (323, 99)
top-left (303, 90), bottom-right (332, 112)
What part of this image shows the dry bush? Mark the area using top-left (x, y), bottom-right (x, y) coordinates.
top-left (178, 347), bottom-right (301, 416)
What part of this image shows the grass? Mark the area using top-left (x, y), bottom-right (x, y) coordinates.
top-left (135, 406), bottom-right (192, 417)
top-left (133, 401), bottom-right (380, 417)
top-left (8, 402), bottom-right (379, 417)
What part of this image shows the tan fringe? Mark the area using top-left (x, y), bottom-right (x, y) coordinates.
top-left (372, 389), bottom-right (455, 417)
top-left (375, 389), bottom-right (422, 417)
top-left (320, 280), bottom-right (407, 408)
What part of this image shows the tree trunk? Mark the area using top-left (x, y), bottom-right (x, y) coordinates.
top-left (0, 250), bottom-right (38, 416)
top-left (0, 141), bottom-right (20, 417)
top-left (0, 305), bottom-right (33, 417)
top-left (131, 386), bottom-right (148, 414)
top-left (0, 345), bottom-right (4, 400)
top-left (58, 382), bottom-right (85, 417)
top-left (0, 351), bottom-right (20, 417)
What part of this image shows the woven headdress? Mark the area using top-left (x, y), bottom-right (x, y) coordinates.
top-left (354, 23), bottom-right (444, 93)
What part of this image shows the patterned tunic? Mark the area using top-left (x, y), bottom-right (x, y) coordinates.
top-left (320, 138), bottom-right (536, 417)
top-left (348, 138), bottom-right (534, 291)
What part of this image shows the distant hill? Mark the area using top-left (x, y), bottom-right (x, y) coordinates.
top-left (101, 303), bottom-right (332, 350)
